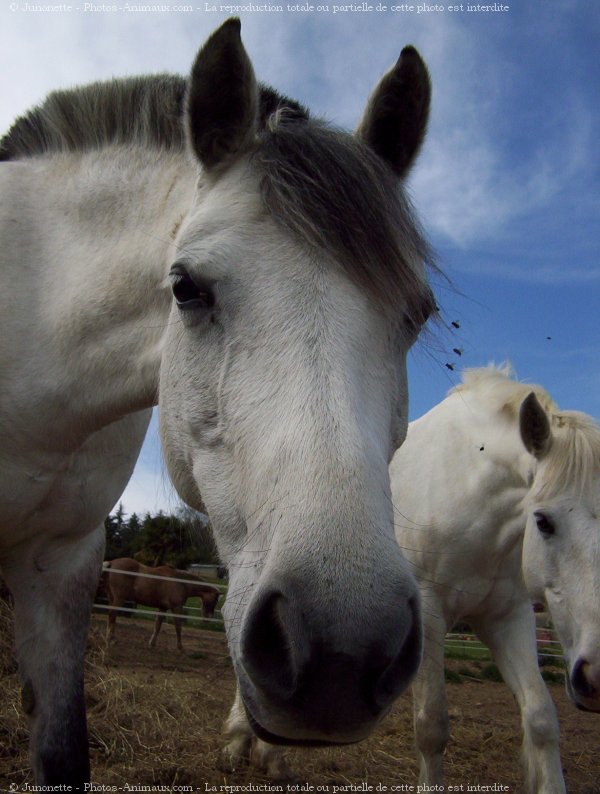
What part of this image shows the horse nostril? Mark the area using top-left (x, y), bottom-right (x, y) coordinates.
top-left (571, 657), bottom-right (597, 700)
top-left (241, 590), bottom-right (305, 700)
top-left (373, 595), bottom-right (422, 709)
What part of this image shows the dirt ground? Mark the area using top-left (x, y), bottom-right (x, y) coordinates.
top-left (1, 615), bottom-right (599, 793)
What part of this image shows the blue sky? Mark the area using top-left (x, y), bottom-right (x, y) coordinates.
top-left (2, 1), bottom-right (598, 516)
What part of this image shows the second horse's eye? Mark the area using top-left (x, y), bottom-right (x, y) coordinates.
top-left (170, 271), bottom-right (216, 310)
top-left (534, 511), bottom-right (555, 538)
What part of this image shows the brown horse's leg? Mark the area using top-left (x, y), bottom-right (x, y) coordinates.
top-left (149, 612), bottom-right (165, 648)
top-left (106, 600), bottom-right (123, 644)
top-left (173, 607), bottom-right (184, 652)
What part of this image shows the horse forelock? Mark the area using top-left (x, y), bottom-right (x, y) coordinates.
top-left (538, 411), bottom-right (600, 501)
top-left (254, 114), bottom-right (437, 323)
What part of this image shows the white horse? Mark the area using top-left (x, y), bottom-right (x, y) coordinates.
top-left (0, 19), bottom-right (437, 785)
top-left (222, 365), bottom-right (600, 783)
top-left (391, 365), bottom-right (600, 792)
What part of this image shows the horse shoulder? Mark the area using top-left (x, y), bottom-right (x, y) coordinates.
top-left (0, 412), bottom-right (151, 553)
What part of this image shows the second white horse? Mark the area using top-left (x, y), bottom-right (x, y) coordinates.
top-left (392, 365), bottom-right (600, 793)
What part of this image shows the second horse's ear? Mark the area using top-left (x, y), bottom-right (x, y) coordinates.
top-left (519, 392), bottom-right (553, 460)
top-left (186, 18), bottom-right (258, 171)
top-left (356, 45), bottom-right (431, 178)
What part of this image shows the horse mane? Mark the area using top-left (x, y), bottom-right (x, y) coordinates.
top-left (0, 77), bottom-right (305, 161)
top-left (453, 363), bottom-right (558, 417)
top-left (454, 364), bottom-right (600, 498)
top-left (0, 74), bottom-right (436, 324)
top-left (540, 410), bottom-right (600, 500)
top-left (0, 76), bottom-right (187, 159)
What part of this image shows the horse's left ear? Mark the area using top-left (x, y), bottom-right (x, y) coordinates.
top-left (356, 46), bottom-right (431, 178)
top-left (186, 18), bottom-right (258, 170)
top-left (519, 392), bottom-right (552, 459)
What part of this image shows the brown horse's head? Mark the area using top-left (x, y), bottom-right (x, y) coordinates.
top-left (201, 588), bottom-right (220, 619)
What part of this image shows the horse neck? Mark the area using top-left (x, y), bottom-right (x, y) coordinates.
top-left (394, 392), bottom-right (535, 551)
top-left (7, 147), bottom-right (195, 439)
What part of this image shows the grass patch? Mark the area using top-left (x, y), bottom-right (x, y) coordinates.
top-left (444, 668), bottom-right (463, 684)
top-left (444, 644), bottom-right (491, 661)
top-left (481, 663), bottom-right (503, 682)
top-left (541, 670), bottom-right (564, 684)
top-left (539, 652), bottom-right (564, 668)
top-left (130, 597), bottom-right (226, 633)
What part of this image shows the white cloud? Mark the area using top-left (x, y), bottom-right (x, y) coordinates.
top-left (114, 460), bottom-right (180, 518)
top-left (0, 8), bottom-right (218, 131)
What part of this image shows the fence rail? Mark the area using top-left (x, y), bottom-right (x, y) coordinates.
top-left (96, 566), bottom-right (565, 661)
top-left (93, 602), bottom-right (224, 624)
top-left (101, 564), bottom-right (228, 591)
top-left (444, 631), bottom-right (563, 663)
top-left (96, 564), bottom-right (227, 626)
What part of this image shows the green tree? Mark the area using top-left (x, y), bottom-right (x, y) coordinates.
top-left (104, 503), bottom-right (218, 568)
top-left (104, 504), bottom-right (142, 559)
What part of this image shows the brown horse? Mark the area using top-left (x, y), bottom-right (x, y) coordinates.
top-left (103, 557), bottom-right (220, 651)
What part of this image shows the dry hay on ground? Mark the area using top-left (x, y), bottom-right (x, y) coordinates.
top-left (1, 594), bottom-right (28, 784)
top-left (1, 611), bottom-right (599, 792)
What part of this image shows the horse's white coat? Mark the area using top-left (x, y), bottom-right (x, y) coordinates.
top-left (0, 20), bottom-right (433, 782)
top-left (391, 366), bottom-right (600, 793)
top-left (0, 152), bottom-right (189, 535)
top-left (0, 147), bottom-right (192, 781)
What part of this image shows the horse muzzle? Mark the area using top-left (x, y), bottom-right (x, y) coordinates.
top-left (231, 582), bottom-right (422, 744)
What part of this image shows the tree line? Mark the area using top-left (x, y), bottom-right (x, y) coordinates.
top-left (104, 504), bottom-right (219, 569)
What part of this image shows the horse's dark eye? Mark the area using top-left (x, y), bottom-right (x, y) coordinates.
top-left (534, 511), bottom-right (555, 538)
top-left (170, 271), bottom-right (215, 310)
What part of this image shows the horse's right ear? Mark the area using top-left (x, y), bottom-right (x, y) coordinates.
top-left (356, 46), bottom-right (431, 178)
top-left (519, 392), bottom-right (552, 459)
top-left (186, 18), bottom-right (258, 170)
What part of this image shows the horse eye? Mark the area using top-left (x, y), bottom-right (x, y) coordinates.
top-left (534, 511), bottom-right (555, 538)
top-left (170, 272), bottom-right (215, 310)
